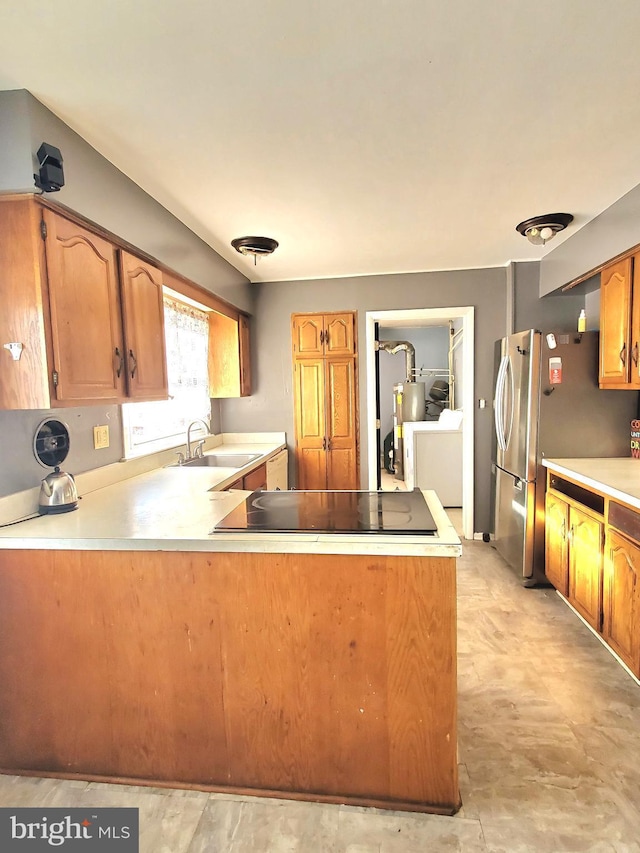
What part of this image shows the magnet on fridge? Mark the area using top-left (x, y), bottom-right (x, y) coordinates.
top-left (546, 333), bottom-right (557, 350)
top-left (549, 356), bottom-right (562, 384)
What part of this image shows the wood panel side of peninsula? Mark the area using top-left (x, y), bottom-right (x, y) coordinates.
top-left (0, 548), bottom-right (459, 814)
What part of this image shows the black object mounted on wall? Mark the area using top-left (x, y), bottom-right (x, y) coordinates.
top-left (34, 142), bottom-right (64, 192)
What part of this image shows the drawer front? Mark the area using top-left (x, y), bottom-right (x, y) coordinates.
top-left (608, 501), bottom-right (640, 544)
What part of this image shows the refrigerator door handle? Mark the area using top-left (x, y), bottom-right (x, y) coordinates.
top-left (494, 354), bottom-right (514, 452)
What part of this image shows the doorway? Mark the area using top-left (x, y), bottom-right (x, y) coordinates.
top-left (365, 307), bottom-right (474, 540)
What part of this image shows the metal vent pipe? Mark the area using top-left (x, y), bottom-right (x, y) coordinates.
top-left (378, 340), bottom-right (416, 382)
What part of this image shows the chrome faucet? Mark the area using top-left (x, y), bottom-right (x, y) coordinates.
top-left (185, 419), bottom-right (210, 460)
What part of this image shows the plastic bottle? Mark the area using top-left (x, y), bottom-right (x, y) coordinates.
top-left (577, 309), bottom-right (587, 333)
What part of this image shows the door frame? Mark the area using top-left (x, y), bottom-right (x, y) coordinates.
top-left (365, 306), bottom-right (475, 540)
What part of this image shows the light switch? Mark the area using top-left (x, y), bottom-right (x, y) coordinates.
top-left (93, 425), bottom-right (110, 449)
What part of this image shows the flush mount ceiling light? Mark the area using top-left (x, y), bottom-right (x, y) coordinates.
top-left (516, 213), bottom-right (574, 246)
top-left (231, 236), bottom-right (279, 265)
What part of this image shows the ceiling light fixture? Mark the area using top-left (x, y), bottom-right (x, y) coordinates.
top-left (231, 236), bottom-right (279, 265)
top-left (516, 213), bottom-right (573, 246)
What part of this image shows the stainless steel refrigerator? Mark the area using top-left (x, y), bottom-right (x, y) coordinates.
top-left (492, 329), bottom-right (637, 585)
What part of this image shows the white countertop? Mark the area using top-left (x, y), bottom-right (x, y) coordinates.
top-left (0, 437), bottom-right (460, 557)
top-left (543, 457), bottom-right (640, 510)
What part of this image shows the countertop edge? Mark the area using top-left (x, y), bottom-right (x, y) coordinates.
top-left (543, 457), bottom-right (640, 511)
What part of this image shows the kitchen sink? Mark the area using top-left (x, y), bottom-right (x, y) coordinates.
top-left (172, 453), bottom-right (261, 468)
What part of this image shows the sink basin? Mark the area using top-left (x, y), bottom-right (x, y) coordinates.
top-left (173, 453), bottom-right (261, 468)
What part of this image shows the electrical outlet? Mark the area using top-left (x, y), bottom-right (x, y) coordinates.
top-left (93, 425), bottom-right (110, 449)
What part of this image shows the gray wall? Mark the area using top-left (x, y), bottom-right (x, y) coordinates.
top-left (514, 261), bottom-right (584, 334)
top-left (0, 90), bottom-right (33, 191)
top-left (0, 90), bottom-right (249, 496)
top-left (540, 183), bottom-right (640, 296)
top-left (0, 406), bottom-right (123, 496)
top-left (1, 90), bottom-right (252, 312)
top-left (220, 262), bottom-right (587, 533)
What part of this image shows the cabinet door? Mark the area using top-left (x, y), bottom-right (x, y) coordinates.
top-left (209, 312), bottom-right (250, 398)
top-left (324, 313), bottom-right (356, 356)
top-left (326, 357), bottom-right (358, 489)
top-left (0, 199), bottom-right (51, 409)
top-left (600, 258), bottom-right (632, 387)
top-left (294, 359), bottom-right (327, 489)
top-left (292, 315), bottom-right (324, 357)
top-left (43, 209), bottom-right (124, 402)
top-left (119, 251), bottom-right (168, 401)
top-left (569, 507), bottom-right (603, 630)
top-left (603, 529), bottom-right (640, 676)
top-left (545, 491), bottom-right (569, 595)
top-left (238, 314), bottom-right (251, 396)
top-left (243, 463), bottom-right (267, 492)
top-left (630, 254), bottom-right (640, 387)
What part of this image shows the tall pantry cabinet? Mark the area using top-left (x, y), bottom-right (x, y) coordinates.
top-left (292, 312), bottom-right (359, 490)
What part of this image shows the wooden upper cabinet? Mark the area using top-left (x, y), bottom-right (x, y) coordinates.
top-left (324, 313), bottom-right (355, 355)
top-left (0, 198), bottom-right (54, 408)
top-left (238, 314), bottom-right (251, 396)
top-left (208, 311), bottom-right (251, 398)
top-left (292, 312), bottom-right (355, 357)
top-left (630, 254), bottom-right (640, 387)
top-left (119, 251), bottom-right (168, 400)
top-left (43, 209), bottom-right (125, 402)
top-left (600, 257), bottom-right (633, 387)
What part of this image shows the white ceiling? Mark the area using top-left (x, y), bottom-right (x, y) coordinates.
top-left (2, 1), bottom-right (640, 284)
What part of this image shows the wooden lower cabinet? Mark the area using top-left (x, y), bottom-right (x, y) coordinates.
top-left (0, 548), bottom-right (459, 814)
top-left (544, 485), bottom-right (604, 630)
top-left (225, 463), bottom-right (267, 491)
top-left (545, 471), bottom-right (640, 678)
top-left (568, 506), bottom-right (604, 631)
top-left (545, 491), bottom-right (570, 595)
top-left (603, 529), bottom-right (640, 676)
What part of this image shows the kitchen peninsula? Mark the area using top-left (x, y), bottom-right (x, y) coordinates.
top-left (0, 441), bottom-right (461, 815)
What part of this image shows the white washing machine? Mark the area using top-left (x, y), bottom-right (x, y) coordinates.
top-left (403, 414), bottom-right (463, 506)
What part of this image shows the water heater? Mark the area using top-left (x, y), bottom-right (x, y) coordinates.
top-left (392, 382), bottom-right (426, 479)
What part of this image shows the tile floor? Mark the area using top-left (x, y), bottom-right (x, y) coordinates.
top-left (2, 540), bottom-right (640, 851)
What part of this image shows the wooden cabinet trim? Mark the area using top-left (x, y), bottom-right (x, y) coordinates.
top-left (33, 195), bottom-right (244, 318)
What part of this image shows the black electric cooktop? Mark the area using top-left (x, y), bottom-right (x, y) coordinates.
top-left (213, 489), bottom-right (438, 535)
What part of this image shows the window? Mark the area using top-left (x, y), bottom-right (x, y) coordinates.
top-left (122, 294), bottom-right (211, 457)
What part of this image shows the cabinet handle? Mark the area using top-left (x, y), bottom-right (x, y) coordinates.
top-left (633, 342), bottom-right (639, 367)
top-left (560, 519), bottom-right (566, 541)
top-left (128, 349), bottom-right (138, 378)
top-left (327, 436), bottom-right (332, 451)
top-left (114, 347), bottom-right (124, 378)
top-left (325, 329), bottom-right (330, 345)
top-left (322, 436), bottom-right (327, 450)
top-left (319, 330), bottom-right (325, 344)
top-left (620, 343), bottom-right (627, 366)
